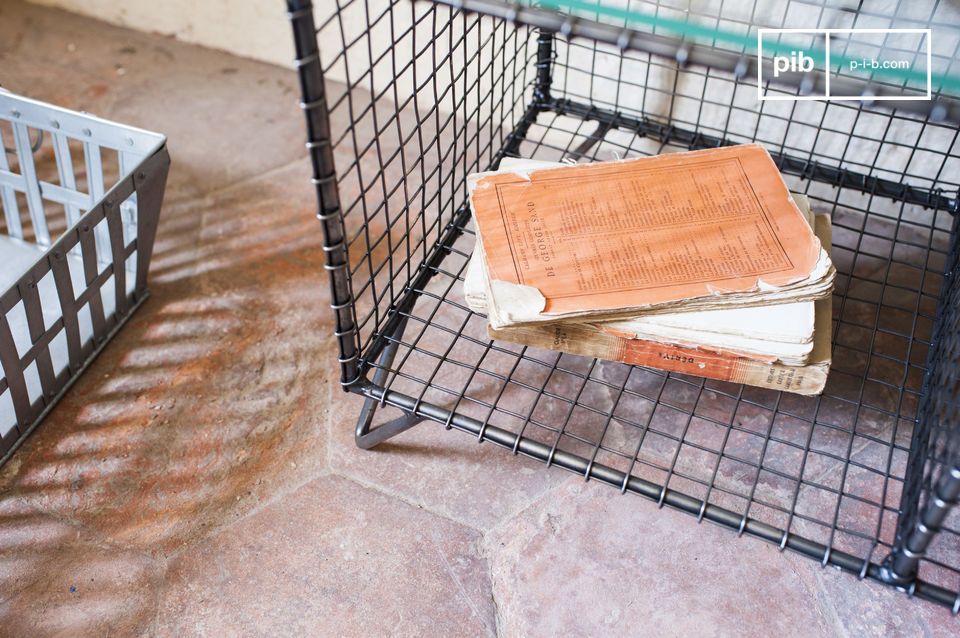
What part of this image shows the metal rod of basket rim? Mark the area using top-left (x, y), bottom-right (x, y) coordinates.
top-left (432, 0), bottom-right (960, 125)
top-left (286, 0), bottom-right (361, 387)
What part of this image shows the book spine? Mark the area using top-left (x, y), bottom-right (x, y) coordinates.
top-left (489, 323), bottom-right (827, 395)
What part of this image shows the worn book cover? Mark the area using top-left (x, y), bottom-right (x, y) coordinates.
top-left (469, 144), bottom-right (834, 328)
top-left (466, 158), bottom-right (821, 365)
top-left (487, 214), bottom-right (835, 395)
top-left (601, 192), bottom-right (817, 365)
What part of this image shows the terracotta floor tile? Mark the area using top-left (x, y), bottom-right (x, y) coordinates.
top-left (0, 1), bottom-right (957, 632)
top-left (327, 380), bottom-right (570, 531)
top-left (0, 510), bottom-right (163, 636)
top-left (486, 479), bottom-right (837, 638)
top-left (154, 474), bottom-right (495, 636)
top-left (0, 167), bottom-right (332, 555)
top-left (0, 2), bottom-right (307, 200)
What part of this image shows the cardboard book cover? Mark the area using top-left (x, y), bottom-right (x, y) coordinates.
top-left (465, 158), bottom-right (821, 365)
top-left (487, 214), bottom-right (834, 395)
top-left (469, 144), bottom-right (834, 328)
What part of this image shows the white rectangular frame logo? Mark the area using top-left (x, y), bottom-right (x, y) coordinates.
top-left (757, 28), bottom-right (932, 102)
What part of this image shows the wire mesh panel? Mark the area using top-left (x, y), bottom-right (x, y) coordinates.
top-left (295, 0), bottom-right (541, 379)
top-left (0, 91), bottom-right (169, 463)
top-left (287, 0), bottom-right (960, 611)
top-left (887, 221), bottom-right (960, 605)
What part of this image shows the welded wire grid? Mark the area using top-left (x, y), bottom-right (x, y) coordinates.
top-left (0, 94), bottom-right (167, 458)
top-left (302, 0), bottom-right (960, 607)
top-left (535, 0), bottom-right (960, 96)
top-left (314, 0), bottom-right (539, 362)
top-left (894, 220), bottom-right (960, 598)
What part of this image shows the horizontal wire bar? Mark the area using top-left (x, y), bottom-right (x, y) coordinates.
top-left (430, 0), bottom-right (960, 124)
top-left (547, 97), bottom-right (958, 212)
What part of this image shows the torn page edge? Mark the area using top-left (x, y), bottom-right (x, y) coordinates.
top-left (489, 279), bottom-right (547, 325)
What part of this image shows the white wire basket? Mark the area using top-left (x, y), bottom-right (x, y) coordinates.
top-left (0, 90), bottom-right (170, 463)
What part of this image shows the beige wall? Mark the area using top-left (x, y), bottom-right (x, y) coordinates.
top-left (29, 0), bottom-right (295, 68)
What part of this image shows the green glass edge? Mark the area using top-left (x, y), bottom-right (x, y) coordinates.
top-left (532, 0), bottom-right (960, 94)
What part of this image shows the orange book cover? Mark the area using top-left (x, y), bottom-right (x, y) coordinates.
top-left (485, 213), bottom-right (834, 395)
top-left (470, 144), bottom-right (824, 320)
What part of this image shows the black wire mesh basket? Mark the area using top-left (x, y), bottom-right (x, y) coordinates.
top-left (286, 0), bottom-right (960, 611)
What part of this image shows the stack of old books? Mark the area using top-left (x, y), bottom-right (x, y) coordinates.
top-left (464, 144), bottom-right (836, 394)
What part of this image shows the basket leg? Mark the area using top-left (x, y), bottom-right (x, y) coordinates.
top-left (355, 317), bottom-right (425, 449)
top-left (881, 464), bottom-right (960, 587)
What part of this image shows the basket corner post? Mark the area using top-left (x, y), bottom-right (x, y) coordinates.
top-left (881, 465), bottom-right (960, 594)
top-left (879, 214), bottom-right (960, 606)
top-left (533, 29), bottom-right (555, 107)
top-left (502, 28), bottom-right (556, 160)
top-left (285, 0), bottom-right (362, 388)
top-left (284, 0), bottom-right (424, 450)
top-left (133, 145), bottom-right (171, 296)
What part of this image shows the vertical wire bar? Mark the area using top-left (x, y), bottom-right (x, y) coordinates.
top-left (393, 1), bottom-right (414, 289)
top-left (52, 132), bottom-right (83, 228)
top-left (887, 466), bottom-right (960, 585)
top-left (118, 150), bottom-right (140, 247)
top-left (132, 150), bottom-right (169, 297)
top-left (18, 274), bottom-right (56, 403)
top-left (333, 0), bottom-right (380, 350)
top-left (0, 312), bottom-right (32, 431)
top-left (848, 113), bottom-right (938, 565)
top-left (361, 0), bottom-right (397, 314)
top-left (12, 123), bottom-right (50, 245)
top-left (883, 212), bottom-right (960, 585)
top-left (0, 126), bottom-right (24, 238)
top-left (83, 140), bottom-right (111, 264)
top-left (0, 422), bottom-right (19, 456)
top-left (105, 202), bottom-right (128, 318)
top-left (78, 219), bottom-right (107, 344)
top-left (49, 248), bottom-right (82, 373)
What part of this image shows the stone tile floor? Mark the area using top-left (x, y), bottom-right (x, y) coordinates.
top-left (0, 2), bottom-right (956, 635)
